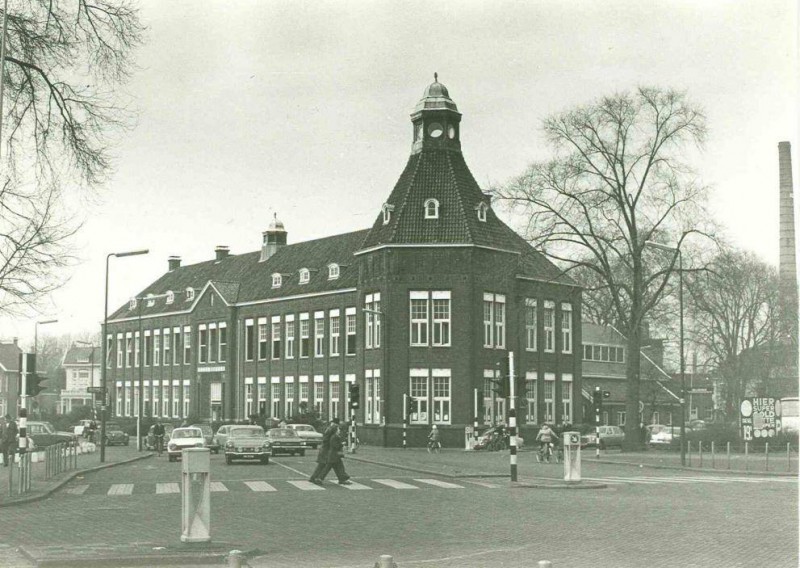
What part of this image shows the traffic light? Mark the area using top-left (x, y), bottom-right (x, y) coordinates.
top-left (592, 389), bottom-right (612, 406)
top-left (491, 376), bottom-right (508, 398)
top-left (603, 390), bottom-right (611, 399)
top-left (17, 353), bottom-right (38, 396)
top-left (27, 374), bottom-right (48, 396)
top-left (349, 383), bottom-right (360, 409)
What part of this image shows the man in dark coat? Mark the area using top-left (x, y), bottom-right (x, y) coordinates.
top-left (308, 419), bottom-right (351, 485)
top-left (1, 415), bottom-right (18, 467)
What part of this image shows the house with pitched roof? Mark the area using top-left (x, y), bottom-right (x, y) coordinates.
top-left (104, 78), bottom-right (582, 447)
top-left (60, 344), bottom-right (101, 414)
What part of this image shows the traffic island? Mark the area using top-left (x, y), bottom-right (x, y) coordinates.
top-left (509, 478), bottom-right (608, 490)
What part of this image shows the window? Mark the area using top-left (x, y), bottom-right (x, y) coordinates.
top-left (476, 202), bottom-right (488, 222)
top-left (198, 325), bottom-right (208, 364)
top-left (271, 381), bottom-right (281, 418)
top-left (365, 371), bottom-right (375, 425)
top-left (432, 370), bottom-right (451, 424)
top-left (153, 330), bottom-right (161, 366)
top-left (271, 273), bottom-right (282, 288)
top-left (208, 324), bottom-right (217, 363)
top-left (525, 299), bottom-right (537, 351)
top-left (328, 263), bottom-right (340, 280)
top-left (410, 292), bottom-right (429, 346)
top-left (151, 383), bottom-right (158, 417)
top-left (583, 344), bottom-right (625, 363)
top-left (329, 310), bottom-right (340, 356)
top-left (129, 298), bottom-right (136, 310)
top-left (173, 328), bottom-right (181, 366)
top-left (116, 334), bottom-right (123, 368)
top-left (525, 372), bottom-right (537, 424)
top-left (424, 198), bottom-right (439, 219)
top-left (125, 333), bottom-right (133, 368)
top-left (134, 332), bottom-right (140, 367)
top-left (116, 383), bottom-right (123, 416)
top-left (299, 314), bottom-right (310, 358)
top-left (299, 377), bottom-right (309, 408)
top-left (409, 370), bottom-right (429, 424)
top-left (125, 384), bottom-right (131, 416)
top-left (166, 291), bottom-right (174, 304)
top-left (365, 293), bottom-right (381, 349)
top-left (146, 294), bottom-right (155, 307)
top-left (218, 323), bottom-right (227, 362)
top-left (257, 379), bottom-right (267, 416)
top-left (285, 379), bottom-right (295, 418)
top-left (183, 326), bottom-right (191, 365)
top-left (483, 293), bottom-right (505, 348)
top-left (245, 380), bottom-right (254, 418)
top-left (561, 303), bottom-right (573, 353)
top-left (285, 315), bottom-right (295, 359)
top-left (106, 335), bottom-right (113, 369)
top-left (544, 373), bottom-right (555, 422)
top-left (163, 329), bottom-right (171, 365)
top-left (617, 411), bottom-right (627, 426)
top-left (562, 374), bottom-right (573, 423)
top-left (162, 383), bottom-right (170, 417)
top-left (258, 318), bottom-right (268, 360)
top-left (314, 312), bottom-right (324, 357)
top-left (183, 381), bottom-right (191, 417)
top-left (328, 377), bottom-right (340, 420)
top-left (544, 301), bottom-right (555, 352)
top-left (652, 411), bottom-right (660, 425)
top-left (483, 371), bottom-right (494, 425)
top-left (271, 317), bottom-right (281, 360)
top-left (432, 292), bottom-right (451, 346)
top-left (365, 369), bottom-right (381, 425)
top-left (382, 203), bottom-right (394, 225)
top-left (299, 268), bottom-right (310, 284)
top-left (186, 287), bottom-right (195, 301)
top-left (314, 376), bottom-right (324, 415)
top-left (345, 308), bottom-right (356, 355)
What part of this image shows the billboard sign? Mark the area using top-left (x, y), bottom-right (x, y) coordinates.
top-left (740, 397), bottom-right (782, 441)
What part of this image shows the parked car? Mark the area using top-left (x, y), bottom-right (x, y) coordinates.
top-left (213, 424), bottom-right (235, 451)
top-left (191, 423), bottom-right (219, 454)
top-left (145, 423), bottom-right (175, 451)
top-left (581, 425), bottom-right (625, 449)
top-left (286, 424), bottom-right (323, 449)
top-left (473, 427), bottom-right (523, 451)
top-left (649, 425), bottom-right (689, 449)
top-left (25, 421), bottom-right (77, 447)
top-left (224, 425), bottom-right (271, 465)
top-left (166, 427), bottom-right (206, 462)
top-left (266, 427), bottom-right (309, 456)
top-left (104, 423), bottom-right (129, 446)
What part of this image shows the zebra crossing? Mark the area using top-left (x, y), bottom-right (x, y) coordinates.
top-left (64, 477), bottom-right (490, 496)
top-left (582, 474), bottom-right (797, 486)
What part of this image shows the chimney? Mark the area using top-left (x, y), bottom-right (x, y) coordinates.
top-left (168, 256), bottom-right (181, 271)
top-left (215, 246), bottom-right (230, 261)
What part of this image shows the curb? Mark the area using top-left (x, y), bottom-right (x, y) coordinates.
top-left (18, 544), bottom-right (260, 568)
top-left (346, 454), bottom-right (501, 479)
top-left (0, 453), bottom-right (154, 508)
top-left (585, 457), bottom-right (798, 477)
top-left (510, 481), bottom-right (608, 490)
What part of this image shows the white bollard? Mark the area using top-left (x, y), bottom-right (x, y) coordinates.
top-left (227, 550), bottom-right (244, 568)
top-left (538, 561), bottom-right (553, 568)
top-left (375, 554), bottom-right (396, 568)
top-left (181, 448), bottom-right (211, 543)
top-left (563, 432), bottom-right (581, 482)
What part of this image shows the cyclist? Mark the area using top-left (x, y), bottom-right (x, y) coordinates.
top-left (536, 423), bottom-right (556, 462)
top-left (427, 425), bottom-right (441, 453)
top-left (152, 420), bottom-right (165, 456)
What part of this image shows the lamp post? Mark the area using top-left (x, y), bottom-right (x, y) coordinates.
top-left (645, 240), bottom-right (686, 466)
top-left (32, 319), bottom-right (58, 419)
top-left (101, 249), bottom-right (149, 462)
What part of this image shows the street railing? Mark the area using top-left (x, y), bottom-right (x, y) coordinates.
top-left (685, 440), bottom-right (795, 473)
top-left (5, 441), bottom-right (82, 498)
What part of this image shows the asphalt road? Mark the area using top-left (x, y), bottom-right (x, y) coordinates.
top-left (0, 448), bottom-right (796, 568)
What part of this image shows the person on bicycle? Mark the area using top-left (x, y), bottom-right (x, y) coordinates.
top-left (152, 420), bottom-right (165, 455)
top-left (427, 425), bottom-right (441, 453)
top-left (536, 423), bottom-right (556, 460)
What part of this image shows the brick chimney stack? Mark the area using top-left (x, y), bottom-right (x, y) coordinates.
top-left (214, 246), bottom-right (230, 261)
top-left (168, 256), bottom-right (181, 271)
top-left (777, 141), bottom-right (798, 396)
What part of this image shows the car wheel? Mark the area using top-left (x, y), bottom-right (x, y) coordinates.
top-left (299, 450), bottom-right (306, 457)
top-left (225, 456), bottom-right (232, 465)
top-left (260, 456), bottom-right (269, 465)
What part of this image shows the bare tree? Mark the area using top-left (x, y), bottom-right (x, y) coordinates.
top-left (498, 87), bottom-right (713, 447)
top-left (686, 248), bottom-right (778, 418)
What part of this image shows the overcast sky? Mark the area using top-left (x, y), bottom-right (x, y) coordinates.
top-left (2, 0), bottom-right (798, 347)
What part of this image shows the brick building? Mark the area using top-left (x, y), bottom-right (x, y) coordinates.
top-left (104, 78), bottom-right (582, 447)
top-left (0, 339), bottom-right (21, 418)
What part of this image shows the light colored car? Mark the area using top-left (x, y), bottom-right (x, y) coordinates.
top-left (581, 425), bottom-right (625, 449)
top-left (166, 427), bottom-right (205, 462)
top-left (225, 425), bottom-right (271, 465)
top-left (286, 424), bottom-right (323, 449)
top-left (266, 427), bottom-right (309, 456)
top-left (213, 424), bottom-right (236, 450)
top-left (191, 423), bottom-right (220, 454)
top-left (649, 425), bottom-right (689, 449)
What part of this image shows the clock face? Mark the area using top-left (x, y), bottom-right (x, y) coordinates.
top-left (428, 123), bottom-right (443, 138)
top-left (448, 125), bottom-right (456, 139)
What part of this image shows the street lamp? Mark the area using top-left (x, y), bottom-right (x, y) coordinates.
top-left (645, 240), bottom-right (686, 466)
top-left (34, 318), bottom-right (58, 358)
top-left (101, 249), bottom-right (149, 462)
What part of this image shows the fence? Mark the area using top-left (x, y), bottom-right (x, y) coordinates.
top-left (5, 442), bottom-right (81, 499)
top-left (685, 440), bottom-right (795, 473)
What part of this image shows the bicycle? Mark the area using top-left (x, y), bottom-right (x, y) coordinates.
top-left (488, 433), bottom-right (508, 452)
top-left (154, 435), bottom-right (164, 456)
top-left (427, 439), bottom-right (441, 454)
top-left (536, 442), bottom-right (559, 463)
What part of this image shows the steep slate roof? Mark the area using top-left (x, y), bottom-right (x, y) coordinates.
top-left (109, 230), bottom-right (369, 321)
top-left (62, 346), bottom-right (100, 366)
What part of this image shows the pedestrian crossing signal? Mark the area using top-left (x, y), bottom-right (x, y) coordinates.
top-left (349, 383), bottom-right (360, 409)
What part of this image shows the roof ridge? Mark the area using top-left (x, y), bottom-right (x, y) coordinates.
top-left (388, 153), bottom-right (423, 244)
top-left (446, 151), bottom-right (474, 243)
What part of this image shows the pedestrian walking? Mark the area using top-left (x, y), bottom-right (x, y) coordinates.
top-left (1, 415), bottom-right (18, 467)
top-left (308, 418), bottom-right (340, 485)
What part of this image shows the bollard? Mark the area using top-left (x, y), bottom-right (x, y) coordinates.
top-left (765, 442), bottom-right (769, 472)
top-left (727, 441), bottom-right (731, 470)
top-left (227, 550), bottom-right (244, 568)
top-left (8, 455), bottom-right (13, 496)
top-left (711, 441), bottom-right (715, 469)
top-left (375, 554), bottom-right (396, 568)
top-left (699, 441), bottom-right (703, 468)
top-left (687, 440), bottom-right (691, 466)
top-left (788, 442), bottom-right (792, 473)
top-left (181, 448), bottom-right (211, 543)
top-left (744, 441), bottom-right (749, 472)
top-left (538, 561), bottom-right (554, 568)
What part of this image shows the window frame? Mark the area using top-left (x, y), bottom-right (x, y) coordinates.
top-left (431, 291), bottom-right (451, 347)
top-left (329, 310), bottom-right (340, 356)
top-left (543, 301), bottom-right (555, 353)
top-left (525, 298), bottom-right (537, 352)
top-left (561, 303), bottom-right (573, 354)
top-left (423, 198), bottom-right (439, 219)
top-left (409, 291), bottom-right (429, 347)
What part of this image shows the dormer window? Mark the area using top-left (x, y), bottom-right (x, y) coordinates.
top-left (166, 291), bottom-right (174, 305)
top-left (382, 203), bottom-right (395, 225)
top-left (146, 294), bottom-right (155, 307)
top-left (129, 298), bottom-right (137, 310)
top-left (299, 268), bottom-right (310, 284)
top-left (272, 273), bottom-right (282, 288)
top-left (476, 202), bottom-right (488, 222)
top-left (424, 198), bottom-right (439, 219)
top-left (328, 263), bottom-right (340, 280)
top-left (185, 287), bottom-right (195, 302)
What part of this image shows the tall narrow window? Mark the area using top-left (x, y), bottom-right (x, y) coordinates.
top-left (218, 323), bottom-right (227, 362)
top-left (299, 314), bottom-right (310, 358)
top-left (116, 383), bottom-right (123, 416)
top-left (198, 325), bottom-right (207, 364)
top-left (299, 377), bottom-right (309, 409)
top-left (345, 308), bottom-right (356, 355)
top-left (162, 383), bottom-right (170, 417)
top-left (617, 411), bottom-right (626, 426)
top-left (183, 326), bottom-right (191, 365)
top-left (208, 324), bottom-right (217, 363)
top-left (373, 294), bottom-right (381, 348)
top-left (365, 371), bottom-right (374, 424)
top-left (285, 379), bottom-right (295, 418)
top-left (525, 299), bottom-right (537, 351)
top-left (432, 291), bottom-right (451, 346)
top-left (314, 376), bottom-right (324, 415)
top-left (245, 380), bottom-right (254, 418)
top-left (106, 334), bottom-right (113, 369)
top-left (544, 301), bottom-right (555, 352)
top-left (314, 312), bottom-right (325, 357)
top-left (257, 379), bottom-right (267, 416)
top-left (561, 303), bottom-right (573, 353)
top-left (125, 383), bottom-right (131, 416)
top-left (134, 332), bottom-right (140, 367)
top-left (409, 370), bottom-right (429, 424)
top-left (562, 374), bottom-right (573, 423)
top-left (328, 377), bottom-right (340, 420)
top-left (125, 333), bottom-right (133, 368)
top-left (329, 310), bottom-right (340, 357)
top-left (544, 373), bottom-right (555, 422)
top-left (285, 315), bottom-right (295, 359)
top-left (172, 384), bottom-right (180, 416)
top-left (424, 198), bottom-right (439, 219)
top-left (432, 369), bottom-right (451, 424)
top-left (245, 319), bottom-right (254, 361)
top-left (271, 317), bottom-right (281, 360)
top-left (163, 329), bottom-right (171, 366)
top-left (271, 381), bottom-right (281, 418)
top-left (116, 334), bottom-right (123, 368)
top-left (365, 294), bottom-right (374, 349)
top-left (494, 294), bottom-right (506, 348)
top-left (374, 371), bottom-right (382, 425)
top-left (410, 292), bottom-right (429, 346)
top-left (483, 294), bottom-right (493, 347)
top-left (525, 372), bottom-right (537, 424)
top-left (258, 318), bottom-right (268, 360)
top-left (173, 328), bottom-right (181, 366)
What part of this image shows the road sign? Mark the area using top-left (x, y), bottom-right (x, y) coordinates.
top-left (87, 386), bottom-right (105, 394)
top-left (740, 397), bottom-right (780, 441)
top-left (688, 388), bottom-right (713, 394)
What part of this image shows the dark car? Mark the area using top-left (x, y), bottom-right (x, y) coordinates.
top-left (224, 425), bottom-right (271, 465)
top-left (145, 423), bottom-right (175, 451)
top-left (25, 421), bottom-right (77, 448)
top-left (266, 427), bottom-right (309, 456)
top-left (104, 424), bottom-right (130, 446)
top-left (191, 423), bottom-right (219, 454)
top-left (473, 427), bottom-right (523, 450)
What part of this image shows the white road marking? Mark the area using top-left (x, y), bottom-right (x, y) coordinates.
top-left (459, 479), bottom-right (501, 489)
top-left (245, 481), bottom-right (277, 492)
top-left (66, 484), bottom-right (89, 495)
top-left (210, 482), bottom-right (228, 492)
top-left (372, 479), bottom-right (419, 489)
top-left (107, 484), bottom-right (133, 495)
top-left (156, 483), bottom-right (180, 494)
top-left (414, 478), bottom-right (464, 489)
top-left (271, 460), bottom-right (309, 477)
top-left (287, 480), bottom-right (325, 491)
top-left (338, 480), bottom-right (372, 490)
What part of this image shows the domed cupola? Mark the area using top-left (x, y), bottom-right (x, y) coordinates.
top-left (410, 73), bottom-right (462, 155)
top-left (260, 213), bottom-right (288, 262)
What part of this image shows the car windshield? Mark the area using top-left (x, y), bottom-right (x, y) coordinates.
top-left (269, 429), bottom-right (298, 438)
top-left (230, 427), bottom-right (264, 438)
top-left (37, 423), bottom-right (56, 434)
top-left (171, 429), bottom-right (202, 439)
top-left (293, 425), bottom-right (314, 432)
top-left (192, 424), bottom-right (212, 435)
